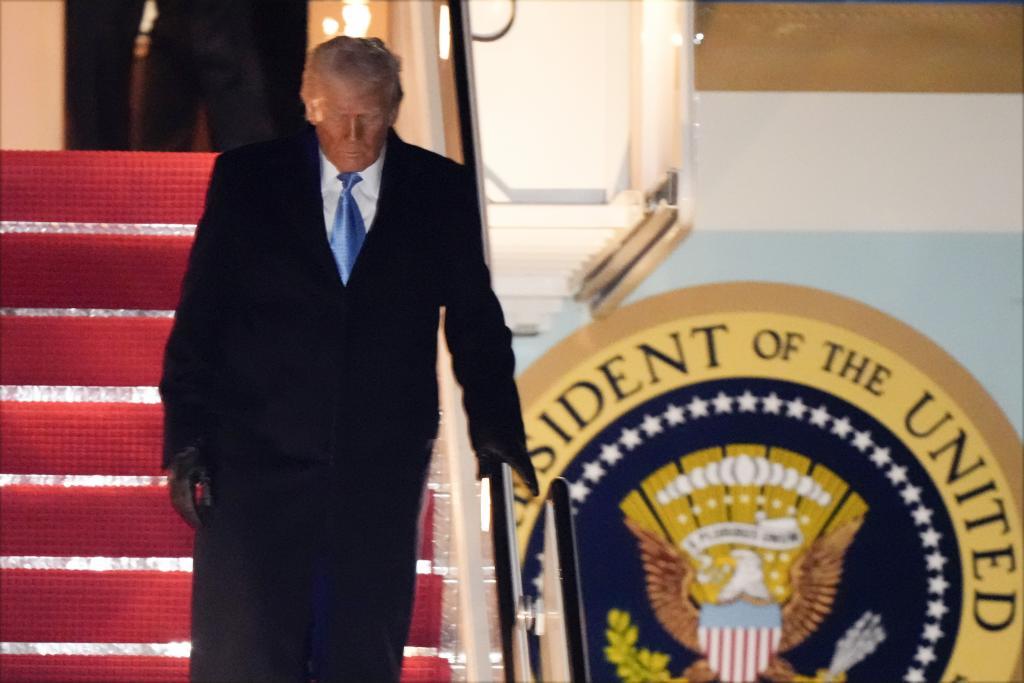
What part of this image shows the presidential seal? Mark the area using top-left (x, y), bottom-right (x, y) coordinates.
top-left (515, 283), bottom-right (1022, 683)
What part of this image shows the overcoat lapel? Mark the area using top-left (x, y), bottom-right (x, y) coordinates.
top-left (271, 126), bottom-right (345, 297)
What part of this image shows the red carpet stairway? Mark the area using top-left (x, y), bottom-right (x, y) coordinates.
top-left (0, 151), bottom-right (450, 682)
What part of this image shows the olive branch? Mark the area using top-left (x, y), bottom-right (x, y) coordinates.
top-left (604, 608), bottom-right (676, 682)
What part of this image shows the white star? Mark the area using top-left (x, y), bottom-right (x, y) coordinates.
top-left (800, 515), bottom-right (811, 525)
top-left (568, 480), bottom-right (591, 503)
top-left (762, 392), bottom-right (783, 414)
top-left (600, 443), bottom-right (623, 465)
top-left (920, 528), bottom-right (942, 548)
top-left (711, 391), bottom-right (734, 414)
top-left (914, 646), bottom-right (936, 665)
top-left (901, 485), bottom-right (923, 505)
top-left (677, 514), bottom-right (688, 525)
top-left (831, 416), bottom-right (853, 438)
top-left (851, 429), bottom-right (874, 452)
top-left (663, 403), bottom-right (686, 425)
top-left (739, 494), bottom-right (751, 504)
top-left (737, 391), bottom-right (758, 412)
top-left (785, 397), bottom-right (808, 419)
top-left (887, 465), bottom-right (908, 485)
top-left (692, 504), bottom-right (702, 515)
top-left (809, 404), bottom-right (831, 428)
top-left (904, 667), bottom-right (926, 683)
top-left (582, 461), bottom-right (606, 483)
top-left (870, 446), bottom-right (892, 467)
top-left (640, 414), bottom-right (663, 436)
top-left (928, 575), bottom-right (950, 595)
top-left (927, 600), bottom-right (948, 619)
top-left (688, 395), bottom-right (710, 418)
top-left (619, 427), bottom-right (643, 450)
top-left (724, 495), bottom-right (734, 505)
top-left (532, 573), bottom-right (544, 591)
top-left (772, 499), bottom-right (782, 509)
top-left (925, 551), bottom-right (948, 572)
top-left (707, 498), bottom-right (718, 509)
top-left (912, 506), bottom-right (935, 526)
top-left (922, 623), bottom-right (944, 643)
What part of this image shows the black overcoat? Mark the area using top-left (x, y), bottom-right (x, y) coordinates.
top-left (160, 126), bottom-right (526, 681)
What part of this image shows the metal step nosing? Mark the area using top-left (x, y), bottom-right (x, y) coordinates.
top-left (0, 385), bottom-right (160, 403)
top-left (0, 641), bottom-right (192, 658)
top-left (1, 308), bottom-right (175, 318)
top-left (0, 642), bottom-right (445, 660)
top-left (0, 474), bottom-right (167, 488)
top-left (1, 221), bottom-right (196, 236)
top-left (0, 555), bottom-right (191, 572)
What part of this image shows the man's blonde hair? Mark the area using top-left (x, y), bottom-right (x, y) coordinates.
top-left (301, 36), bottom-right (403, 115)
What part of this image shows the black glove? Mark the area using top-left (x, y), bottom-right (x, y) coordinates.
top-left (166, 445), bottom-right (213, 529)
top-left (477, 443), bottom-right (539, 498)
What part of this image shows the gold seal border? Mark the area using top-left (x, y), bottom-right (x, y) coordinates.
top-left (519, 282), bottom-right (1021, 490)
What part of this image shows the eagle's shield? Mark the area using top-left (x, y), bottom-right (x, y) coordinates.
top-left (698, 601), bottom-right (781, 683)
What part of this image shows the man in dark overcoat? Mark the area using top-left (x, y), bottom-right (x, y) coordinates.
top-left (160, 36), bottom-right (538, 682)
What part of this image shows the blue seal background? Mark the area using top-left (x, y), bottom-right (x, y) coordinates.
top-left (522, 378), bottom-right (962, 681)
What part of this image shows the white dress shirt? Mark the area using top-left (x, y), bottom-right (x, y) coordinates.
top-left (319, 146), bottom-right (385, 237)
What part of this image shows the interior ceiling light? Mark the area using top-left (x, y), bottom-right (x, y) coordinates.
top-left (322, 16), bottom-right (340, 37)
top-left (342, 0), bottom-right (371, 38)
top-left (438, 4), bottom-right (451, 61)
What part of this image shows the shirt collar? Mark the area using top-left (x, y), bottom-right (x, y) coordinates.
top-left (319, 145), bottom-right (385, 200)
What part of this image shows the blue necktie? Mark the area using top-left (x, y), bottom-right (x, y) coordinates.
top-left (329, 172), bottom-right (365, 284)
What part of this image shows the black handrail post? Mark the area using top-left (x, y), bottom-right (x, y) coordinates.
top-left (550, 478), bottom-right (591, 681)
top-left (488, 463), bottom-right (524, 682)
top-left (448, 0), bottom-right (524, 679)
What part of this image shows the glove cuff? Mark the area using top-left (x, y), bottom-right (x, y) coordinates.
top-left (168, 444), bottom-right (205, 480)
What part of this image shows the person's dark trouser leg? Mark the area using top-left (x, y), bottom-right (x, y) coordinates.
top-left (322, 447), bottom-right (431, 683)
top-left (190, 460), bottom-right (326, 682)
top-left (138, 0), bottom-right (200, 151)
top-left (190, 0), bottom-right (274, 151)
top-left (250, 0), bottom-right (308, 138)
top-left (65, 0), bottom-right (145, 150)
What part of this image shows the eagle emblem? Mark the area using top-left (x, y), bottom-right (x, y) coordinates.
top-left (620, 447), bottom-right (881, 683)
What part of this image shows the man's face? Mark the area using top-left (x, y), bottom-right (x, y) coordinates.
top-left (306, 73), bottom-right (395, 173)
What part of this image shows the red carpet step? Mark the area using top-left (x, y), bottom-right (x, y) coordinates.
top-left (0, 234), bottom-right (191, 310)
top-left (0, 151), bottom-right (214, 224)
top-left (0, 655), bottom-right (190, 683)
top-left (0, 316), bottom-right (172, 387)
top-left (1, 487), bottom-right (439, 560)
top-left (0, 655), bottom-right (450, 683)
top-left (1, 570), bottom-right (190, 643)
top-left (405, 574), bottom-right (444, 648)
top-left (0, 403), bottom-right (164, 476)
top-left (400, 656), bottom-right (453, 682)
top-left (0, 486), bottom-right (194, 557)
top-left (1, 570), bottom-right (443, 648)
